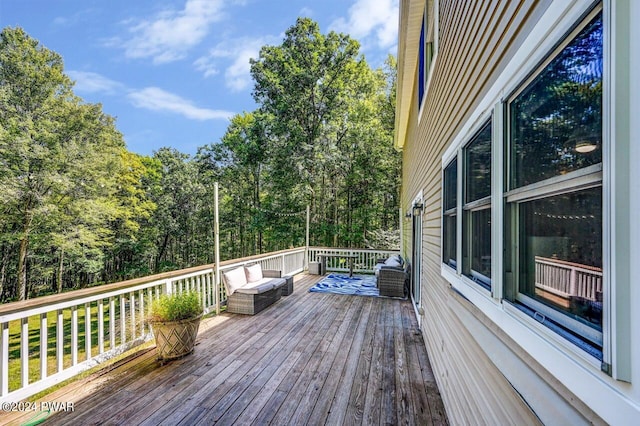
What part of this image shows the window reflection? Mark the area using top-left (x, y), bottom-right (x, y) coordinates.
top-left (518, 188), bottom-right (602, 333)
top-left (467, 208), bottom-right (491, 288)
top-left (465, 123), bottom-right (492, 203)
top-left (510, 14), bottom-right (603, 189)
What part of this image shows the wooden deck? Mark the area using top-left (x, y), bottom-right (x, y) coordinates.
top-left (6, 274), bottom-right (448, 426)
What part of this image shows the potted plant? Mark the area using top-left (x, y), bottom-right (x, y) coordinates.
top-left (148, 291), bottom-right (203, 361)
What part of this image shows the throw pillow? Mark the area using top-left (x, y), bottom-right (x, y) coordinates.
top-left (222, 267), bottom-right (248, 295)
top-left (245, 263), bottom-right (263, 282)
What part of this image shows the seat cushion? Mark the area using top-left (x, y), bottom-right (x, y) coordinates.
top-left (245, 263), bottom-right (263, 282)
top-left (234, 278), bottom-right (284, 294)
top-left (222, 267), bottom-right (248, 295)
top-left (384, 257), bottom-right (402, 267)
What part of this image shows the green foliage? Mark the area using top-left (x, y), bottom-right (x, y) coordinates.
top-left (0, 21), bottom-right (400, 301)
top-left (148, 291), bottom-right (203, 322)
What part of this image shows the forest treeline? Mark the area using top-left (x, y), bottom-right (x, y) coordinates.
top-left (0, 18), bottom-right (400, 301)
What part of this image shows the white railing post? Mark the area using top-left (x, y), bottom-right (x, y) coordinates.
top-left (214, 182), bottom-right (220, 315)
top-left (569, 267), bottom-right (577, 296)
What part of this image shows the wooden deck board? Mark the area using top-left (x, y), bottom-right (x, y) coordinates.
top-left (5, 273), bottom-right (448, 426)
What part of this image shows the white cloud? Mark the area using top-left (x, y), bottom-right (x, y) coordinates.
top-left (128, 87), bottom-right (234, 121)
top-left (68, 71), bottom-right (124, 95)
top-left (299, 7), bottom-right (314, 18)
top-left (111, 0), bottom-right (227, 64)
top-left (195, 35), bottom-right (280, 92)
top-left (330, 0), bottom-right (399, 49)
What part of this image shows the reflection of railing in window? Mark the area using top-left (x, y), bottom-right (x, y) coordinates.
top-left (534, 256), bottom-right (603, 307)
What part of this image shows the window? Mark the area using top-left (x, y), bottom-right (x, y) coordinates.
top-left (418, 1), bottom-right (437, 108)
top-left (505, 11), bottom-right (604, 358)
top-left (442, 159), bottom-right (457, 268)
top-left (463, 122), bottom-right (492, 290)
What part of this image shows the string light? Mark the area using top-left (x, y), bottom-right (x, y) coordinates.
top-left (253, 207), bottom-right (307, 217)
top-left (533, 212), bottom-right (596, 220)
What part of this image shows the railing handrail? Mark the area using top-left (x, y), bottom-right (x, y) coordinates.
top-left (534, 255), bottom-right (603, 275)
top-left (308, 246), bottom-right (400, 253)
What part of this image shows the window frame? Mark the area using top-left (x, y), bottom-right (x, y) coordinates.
top-left (503, 6), bottom-right (606, 363)
top-left (418, 0), bottom-right (439, 114)
top-left (462, 120), bottom-right (493, 290)
top-left (441, 157), bottom-right (458, 269)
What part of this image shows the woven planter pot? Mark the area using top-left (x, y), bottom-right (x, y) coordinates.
top-left (150, 314), bottom-right (202, 361)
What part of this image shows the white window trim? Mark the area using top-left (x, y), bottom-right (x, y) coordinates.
top-left (441, 111), bottom-right (494, 299)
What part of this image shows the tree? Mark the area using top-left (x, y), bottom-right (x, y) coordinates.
top-left (250, 18), bottom-right (363, 202)
top-left (249, 19), bottom-right (400, 248)
top-left (0, 27), bottom-right (126, 299)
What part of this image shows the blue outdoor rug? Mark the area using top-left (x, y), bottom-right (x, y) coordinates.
top-left (309, 274), bottom-right (380, 297)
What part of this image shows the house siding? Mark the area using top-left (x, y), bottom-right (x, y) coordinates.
top-left (397, 0), bottom-right (629, 424)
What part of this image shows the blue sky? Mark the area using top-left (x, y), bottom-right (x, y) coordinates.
top-left (0, 0), bottom-right (398, 156)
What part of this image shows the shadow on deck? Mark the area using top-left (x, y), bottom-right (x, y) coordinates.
top-left (8, 273), bottom-right (448, 425)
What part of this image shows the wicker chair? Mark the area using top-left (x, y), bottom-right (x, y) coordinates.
top-left (375, 255), bottom-right (409, 298)
top-left (377, 267), bottom-right (408, 298)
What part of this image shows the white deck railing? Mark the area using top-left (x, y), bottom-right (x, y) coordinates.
top-left (534, 256), bottom-right (603, 302)
top-left (307, 247), bottom-right (400, 274)
top-left (0, 247), bottom-right (306, 403)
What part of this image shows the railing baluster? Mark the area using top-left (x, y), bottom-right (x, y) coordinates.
top-left (85, 303), bottom-right (91, 361)
top-left (98, 299), bottom-right (105, 355)
top-left (138, 290), bottom-right (144, 335)
top-left (21, 317), bottom-right (29, 387)
top-left (130, 292), bottom-right (136, 340)
top-left (40, 313), bottom-right (47, 379)
top-left (109, 297), bottom-right (116, 350)
top-left (57, 310), bottom-right (63, 373)
top-left (120, 295), bottom-right (126, 345)
top-left (71, 306), bottom-right (78, 366)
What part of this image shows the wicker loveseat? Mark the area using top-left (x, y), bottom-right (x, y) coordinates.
top-left (374, 255), bottom-right (409, 298)
top-left (222, 264), bottom-right (292, 315)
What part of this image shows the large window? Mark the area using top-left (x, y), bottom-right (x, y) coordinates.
top-left (463, 122), bottom-right (492, 290)
top-left (505, 10), bottom-right (603, 358)
top-left (442, 159), bottom-right (457, 268)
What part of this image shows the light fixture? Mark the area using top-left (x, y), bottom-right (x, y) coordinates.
top-left (569, 128), bottom-right (599, 154)
top-left (575, 140), bottom-right (597, 153)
